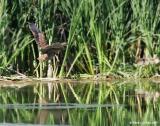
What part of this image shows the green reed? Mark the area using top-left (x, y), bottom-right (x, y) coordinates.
top-left (0, 0), bottom-right (160, 77)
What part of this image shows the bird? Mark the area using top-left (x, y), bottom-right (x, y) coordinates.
top-left (135, 55), bottom-right (160, 66)
top-left (29, 23), bottom-right (67, 61)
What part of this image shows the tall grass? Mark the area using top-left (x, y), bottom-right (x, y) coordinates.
top-left (0, 0), bottom-right (160, 77)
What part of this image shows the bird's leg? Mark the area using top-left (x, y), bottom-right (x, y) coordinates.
top-left (47, 60), bottom-right (53, 78)
top-left (52, 56), bottom-right (58, 78)
top-left (55, 54), bottom-right (59, 62)
top-left (39, 49), bottom-right (43, 78)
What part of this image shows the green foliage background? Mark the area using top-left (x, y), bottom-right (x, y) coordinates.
top-left (0, 0), bottom-right (160, 77)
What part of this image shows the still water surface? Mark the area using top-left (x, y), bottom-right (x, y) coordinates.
top-left (0, 79), bottom-right (160, 125)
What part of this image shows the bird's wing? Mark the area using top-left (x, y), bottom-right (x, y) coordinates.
top-left (50, 42), bottom-right (67, 49)
top-left (41, 42), bottom-right (67, 53)
top-left (29, 23), bottom-right (48, 48)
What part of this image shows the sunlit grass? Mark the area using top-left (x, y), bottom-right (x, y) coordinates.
top-left (0, 0), bottom-right (160, 77)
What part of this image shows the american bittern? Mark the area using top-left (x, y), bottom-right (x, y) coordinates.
top-left (29, 23), bottom-right (67, 61)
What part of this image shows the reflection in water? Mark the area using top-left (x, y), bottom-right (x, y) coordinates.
top-left (0, 79), bottom-right (159, 125)
top-left (35, 98), bottom-right (68, 124)
top-left (35, 98), bottom-right (49, 124)
top-left (135, 89), bottom-right (160, 103)
top-left (35, 108), bottom-right (68, 124)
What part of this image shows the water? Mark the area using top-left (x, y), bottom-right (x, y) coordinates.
top-left (0, 79), bottom-right (160, 125)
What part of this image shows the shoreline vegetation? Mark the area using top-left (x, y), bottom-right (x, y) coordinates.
top-left (1, 1), bottom-right (160, 79)
top-left (1, 73), bottom-right (160, 82)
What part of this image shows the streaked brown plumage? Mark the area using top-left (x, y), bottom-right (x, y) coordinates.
top-left (135, 55), bottom-right (160, 66)
top-left (29, 23), bottom-right (66, 61)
